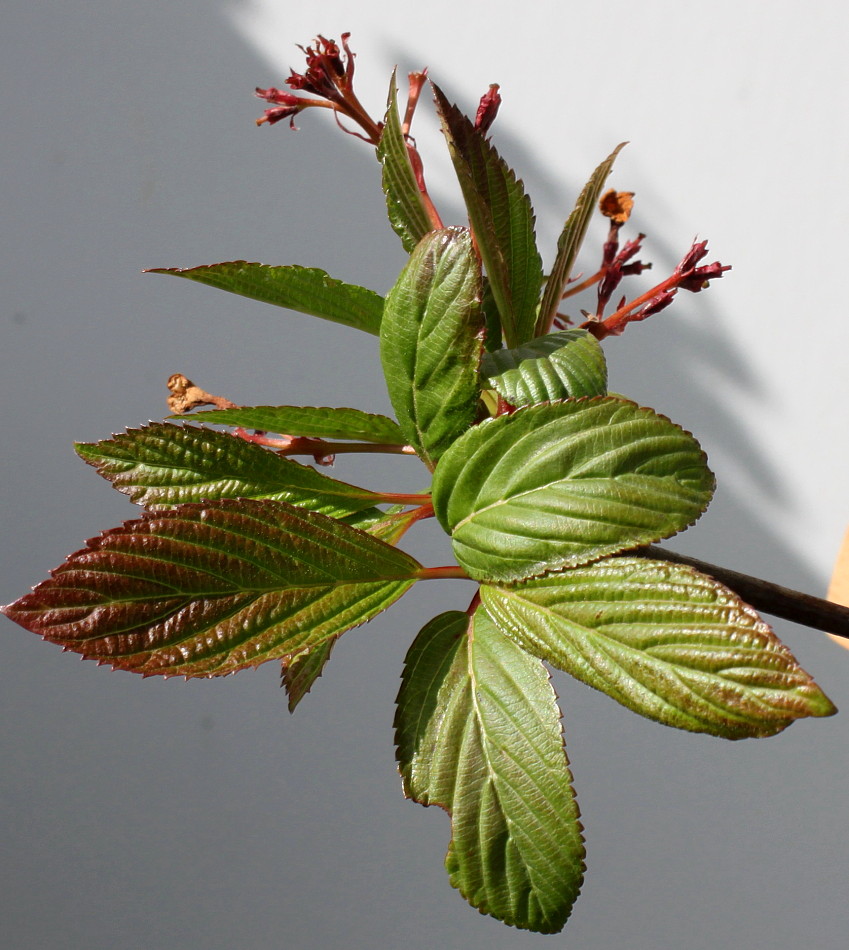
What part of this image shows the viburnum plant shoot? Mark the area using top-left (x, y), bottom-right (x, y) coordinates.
top-left (5, 33), bottom-right (844, 935)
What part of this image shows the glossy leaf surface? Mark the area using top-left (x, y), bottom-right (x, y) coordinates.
top-left (535, 143), bottom-right (626, 336)
top-left (378, 72), bottom-right (433, 252)
top-left (171, 406), bottom-right (404, 444)
top-left (3, 499), bottom-right (420, 676)
top-left (395, 609), bottom-right (584, 933)
top-left (147, 262), bottom-right (384, 335)
top-left (481, 329), bottom-right (607, 406)
top-left (433, 85), bottom-right (543, 347)
top-left (481, 557), bottom-right (837, 738)
top-left (432, 398), bottom-right (714, 582)
top-left (76, 424), bottom-right (381, 518)
top-left (380, 228), bottom-right (484, 467)
top-left (279, 505), bottom-right (415, 711)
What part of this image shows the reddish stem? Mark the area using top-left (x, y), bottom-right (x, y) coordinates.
top-left (369, 502), bottom-right (433, 544)
top-left (402, 70), bottom-right (428, 135)
top-left (375, 494), bottom-right (433, 509)
top-left (417, 565), bottom-right (471, 581)
top-left (581, 271), bottom-right (682, 340)
top-left (406, 143), bottom-right (443, 230)
top-left (233, 428), bottom-right (417, 458)
top-left (561, 268), bottom-right (605, 300)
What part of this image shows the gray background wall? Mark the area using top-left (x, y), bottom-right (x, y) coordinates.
top-left (3, 1), bottom-right (848, 948)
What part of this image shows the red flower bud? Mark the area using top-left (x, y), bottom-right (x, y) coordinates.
top-left (474, 84), bottom-right (502, 134)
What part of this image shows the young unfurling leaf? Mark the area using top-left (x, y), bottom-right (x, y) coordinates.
top-left (433, 85), bottom-right (543, 347)
top-left (380, 227), bottom-right (484, 467)
top-left (378, 71), bottom-right (433, 252)
top-left (481, 328), bottom-right (608, 406)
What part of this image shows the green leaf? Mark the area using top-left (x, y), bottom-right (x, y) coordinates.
top-left (2, 499), bottom-right (420, 677)
top-left (380, 228), bottom-right (484, 467)
top-left (395, 609), bottom-right (585, 933)
top-left (377, 71), bottom-right (433, 253)
top-left (76, 423), bottom-right (382, 518)
top-left (146, 262), bottom-right (384, 335)
top-left (480, 277), bottom-right (503, 352)
top-left (170, 406), bottom-right (405, 445)
top-left (481, 329), bottom-right (608, 407)
top-left (433, 85), bottom-right (543, 347)
top-left (432, 397), bottom-right (714, 582)
top-left (481, 557), bottom-right (837, 738)
top-left (280, 506), bottom-right (414, 712)
top-left (281, 638), bottom-right (337, 712)
top-left (535, 144), bottom-right (627, 337)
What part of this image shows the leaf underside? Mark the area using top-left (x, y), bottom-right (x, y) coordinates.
top-left (380, 227), bottom-right (484, 467)
top-left (76, 423), bottom-right (381, 518)
top-left (395, 609), bottom-right (585, 933)
top-left (481, 329), bottom-right (608, 406)
top-left (170, 406), bottom-right (405, 445)
top-left (432, 397), bottom-right (715, 582)
top-left (146, 262), bottom-right (384, 335)
top-left (482, 557), bottom-right (836, 739)
top-left (3, 499), bottom-right (420, 677)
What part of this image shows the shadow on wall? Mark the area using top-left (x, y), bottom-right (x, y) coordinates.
top-left (382, 62), bottom-right (815, 595)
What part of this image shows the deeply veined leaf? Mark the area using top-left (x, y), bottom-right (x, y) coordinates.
top-left (170, 406), bottom-right (405, 445)
top-left (76, 424), bottom-right (381, 518)
top-left (395, 609), bottom-right (585, 933)
top-left (380, 228), bottom-right (484, 467)
top-left (146, 262), bottom-right (384, 335)
top-left (280, 504), bottom-right (415, 712)
top-left (535, 143), bottom-right (627, 337)
top-left (481, 329), bottom-right (607, 406)
top-left (378, 71), bottom-right (433, 252)
top-left (3, 499), bottom-right (421, 676)
top-left (481, 557), bottom-right (837, 738)
top-left (433, 85), bottom-right (543, 347)
top-left (432, 397), bottom-right (714, 582)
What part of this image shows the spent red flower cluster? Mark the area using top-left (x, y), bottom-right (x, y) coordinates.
top-left (257, 35), bottom-right (730, 345)
top-left (256, 33), bottom-right (382, 143)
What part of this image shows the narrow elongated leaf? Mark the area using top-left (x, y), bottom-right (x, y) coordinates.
top-left (76, 423), bottom-right (381, 518)
top-left (378, 72), bottom-right (433, 252)
top-left (432, 397), bottom-right (714, 582)
top-left (147, 262), bottom-right (384, 335)
top-left (380, 228), bottom-right (484, 467)
top-left (3, 499), bottom-right (421, 677)
top-left (481, 558), bottom-right (836, 738)
top-left (433, 85), bottom-right (543, 347)
top-left (481, 329), bottom-right (607, 406)
top-left (535, 143), bottom-right (627, 337)
top-left (395, 609), bottom-right (585, 933)
top-left (170, 406), bottom-right (404, 445)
